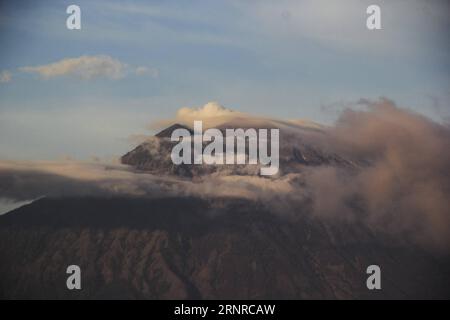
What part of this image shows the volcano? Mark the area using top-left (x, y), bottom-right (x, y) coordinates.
top-left (0, 123), bottom-right (449, 299)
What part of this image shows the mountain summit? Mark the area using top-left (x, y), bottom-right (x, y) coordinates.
top-left (121, 121), bottom-right (355, 177)
top-left (155, 123), bottom-right (193, 138)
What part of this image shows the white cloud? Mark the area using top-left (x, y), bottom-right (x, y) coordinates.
top-left (151, 102), bottom-right (245, 129)
top-left (177, 102), bottom-right (238, 121)
top-left (152, 101), bottom-right (320, 130)
top-left (20, 55), bottom-right (126, 80)
top-left (0, 70), bottom-right (12, 83)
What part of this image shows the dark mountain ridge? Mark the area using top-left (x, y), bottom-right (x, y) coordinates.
top-left (0, 196), bottom-right (449, 299)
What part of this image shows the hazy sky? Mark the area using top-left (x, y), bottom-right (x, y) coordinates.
top-left (0, 0), bottom-right (449, 160)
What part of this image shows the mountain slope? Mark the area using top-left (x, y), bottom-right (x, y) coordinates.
top-left (0, 197), bottom-right (448, 299)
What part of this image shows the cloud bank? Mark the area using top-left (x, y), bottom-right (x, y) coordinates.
top-left (0, 99), bottom-right (449, 250)
top-left (303, 98), bottom-right (450, 250)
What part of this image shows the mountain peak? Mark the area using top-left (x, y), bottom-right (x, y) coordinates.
top-left (155, 123), bottom-right (193, 138)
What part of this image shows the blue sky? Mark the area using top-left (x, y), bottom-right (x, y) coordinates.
top-left (0, 0), bottom-right (449, 160)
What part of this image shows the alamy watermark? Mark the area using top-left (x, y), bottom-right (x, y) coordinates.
top-left (170, 121), bottom-right (280, 176)
top-left (65, 4), bottom-right (381, 31)
top-left (66, 265), bottom-right (81, 290)
top-left (366, 265), bottom-right (381, 290)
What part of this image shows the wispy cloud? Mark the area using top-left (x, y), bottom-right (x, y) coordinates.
top-left (19, 55), bottom-right (157, 81)
top-left (151, 101), bottom-right (320, 130)
top-left (19, 55), bottom-right (125, 80)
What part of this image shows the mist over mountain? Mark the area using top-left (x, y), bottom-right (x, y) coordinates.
top-left (121, 99), bottom-right (450, 251)
top-left (0, 99), bottom-right (449, 299)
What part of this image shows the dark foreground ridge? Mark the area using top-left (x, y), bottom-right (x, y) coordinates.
top-left (0, 197), bottom-right (449, 299)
